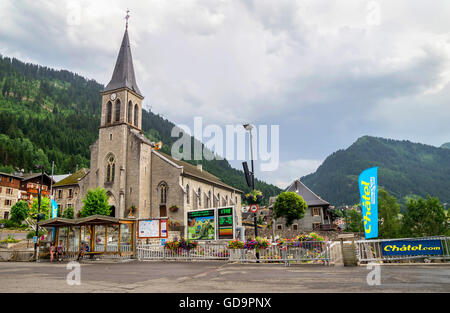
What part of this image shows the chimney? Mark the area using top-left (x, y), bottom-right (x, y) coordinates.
top-left (197, 164), bottom-right (203, 172)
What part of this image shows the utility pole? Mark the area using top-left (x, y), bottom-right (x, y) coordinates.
top-left (33, 165), bottom-right (45, 262)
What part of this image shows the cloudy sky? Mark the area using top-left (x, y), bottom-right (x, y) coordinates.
top-left (1, 0), bottom-right (449, 188)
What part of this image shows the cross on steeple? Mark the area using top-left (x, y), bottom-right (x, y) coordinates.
top-left (125, 9), bottom-right (130, 29)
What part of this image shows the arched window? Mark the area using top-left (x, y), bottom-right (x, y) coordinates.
top-left (160, 183), bottom-right (167, 204)
top-left (208, 190), bottom-right (211, 207)
top-left (198, 187), bottom-right (201, 206)
top-left (134, 104), bottom-right (139, 126)
top-left (217, 193), bottom-right (220, 207)
top-left (115, 99), bottom-right (121, 122)
top-left (225, 195), bottom-right (228, 205)
top-left (186, 184), bottom-right (190, 204)
top-left (128, 101), bottom-right (132, 123)
top-left (106, 154), bottom-right (115, 182)
top-left (106, 101), bottom-right (112, 124)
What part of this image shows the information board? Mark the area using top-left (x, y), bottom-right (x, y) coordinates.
top-left (187, 209), bottom-right (216, 240)
top-left (217, 207), bottom-right (234, 240)
top-left (138, 219), bottom-right (168, 239)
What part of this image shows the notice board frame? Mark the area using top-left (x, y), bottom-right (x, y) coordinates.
top-left (137, 218), bottom-right (168, 239)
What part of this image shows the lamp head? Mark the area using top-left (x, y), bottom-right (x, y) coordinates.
top-left (243, 124), bottom-right (253, 131)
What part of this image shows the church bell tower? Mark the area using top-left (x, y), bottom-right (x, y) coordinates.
top-left (96, 14), bottom-right (144, 218)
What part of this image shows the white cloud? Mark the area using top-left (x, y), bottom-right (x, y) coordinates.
top-left (256, 158), bottom-right (323, 189)
top-left (1, 0), bottom-right (450, 187)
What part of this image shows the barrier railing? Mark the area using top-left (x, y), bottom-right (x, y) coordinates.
top-left (356, 236), bottom-right (450, 263)
top-left (137, 241), bottom-right (331, 265)
top-left (137, 243), bottom-right (229, 260)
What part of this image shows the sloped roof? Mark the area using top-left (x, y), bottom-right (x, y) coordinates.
top-left (285, 179), bottom-right (329, 207)
top-left (0, 172), bottom-right (22, 179)
top-left (53, 168), bottom-right (88, 187)
top-left (21, 172), bottom-right (55, 184)
top-left (52, 174), bottom-right (70, 183)
top-left (129, 130), bottom-right (242, 193)
top-left (158, 151), bottom-right (243, 193)
top-left (103, 29), bottom-right (142, 97)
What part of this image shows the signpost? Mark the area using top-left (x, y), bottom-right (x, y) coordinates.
top-left (249, 204), bottom-right (259, 214)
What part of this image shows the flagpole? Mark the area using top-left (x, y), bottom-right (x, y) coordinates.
top-left (49, 161), bottom-right (54, 218)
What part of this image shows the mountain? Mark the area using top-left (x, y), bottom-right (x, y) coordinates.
top-left (301, 136), bottom-right (450, 207)
top-left (441, 143), bottom-right (450, 149)
top-left (0, 55), bottom-right (281, 203)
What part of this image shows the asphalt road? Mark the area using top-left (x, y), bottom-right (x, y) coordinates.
top-left (0, 261), bottom-right (449, 293)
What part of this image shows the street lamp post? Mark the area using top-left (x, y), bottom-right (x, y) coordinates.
top-left (243, 124), bottom-right (259, 262)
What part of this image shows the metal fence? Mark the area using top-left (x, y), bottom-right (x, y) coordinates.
top-left (356, 236), bottom-right (450, 263)
top-left (137, 243), bottom-right (230, 260)
top-left (137, 241), bottom-right (331, 265)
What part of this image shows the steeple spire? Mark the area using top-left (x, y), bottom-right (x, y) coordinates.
top-left (103, 12), bottom-right (142, 97)
top-left (125, 9), bottom-right (130, 30)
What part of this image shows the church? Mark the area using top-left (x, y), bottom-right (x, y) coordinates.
top-left (56, 25), bottom-right (244, 228)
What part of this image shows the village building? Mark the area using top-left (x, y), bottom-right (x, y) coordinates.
top-left (53, 168), bottom-right (88, 216)
top-left (18, 172), bottom-right (54, 205)
top-left (0, 172), bottom-right (22, 219)
top-left (269, 179), bottom-right (332, 232)
top-left (75, 26), bottom-right (243, 229)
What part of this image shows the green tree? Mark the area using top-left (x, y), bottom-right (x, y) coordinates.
top-left (29, 197), bottom-right (50, 220)
top-left (10, 201), bottom-right (29, 224)
top-left (344, 209), bottom-right (364, 232)
top-left (378, 189), bottom-right (402, 239)
top-left (62, 207), bottom-right (74, 219)
top-left (401, 196), bottom-right (448, 237)
top-left (80, 188), bottom-right (111, 217)
top-left (272, 192), bottom-right (307, 227)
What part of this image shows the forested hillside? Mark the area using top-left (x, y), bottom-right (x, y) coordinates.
top-left (301, 136), bottom-right (450, 207)
top-left (0, 55), bottom-right (281, 203)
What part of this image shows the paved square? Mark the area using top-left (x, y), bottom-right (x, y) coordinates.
top-left (0, 261), bottom-right (449, 293)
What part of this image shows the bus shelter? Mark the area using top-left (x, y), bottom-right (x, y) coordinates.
top-left (39, 215), bottom-right (136, 258)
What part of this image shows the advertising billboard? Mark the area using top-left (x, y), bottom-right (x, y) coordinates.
top-left (187, 209), bottom-right (216, 240)
top-left (358, 166), bottom-right (378, 239)
top-left (217, 207), bottom-right (234, 240)
top-left (381, 239), bottom-right (443, 256)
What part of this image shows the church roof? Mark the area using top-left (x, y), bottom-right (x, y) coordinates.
top-left (103, 29), bottom-right (142, 97)
top-left (53, 168), bottom-right (88, 187)
top-left (129, 129), bottom-right (243, 193)
top-left (285, 179), bottom-right (329, 207)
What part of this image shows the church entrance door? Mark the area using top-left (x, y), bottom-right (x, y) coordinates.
top-left (159, 205), bottom-right (167, 218)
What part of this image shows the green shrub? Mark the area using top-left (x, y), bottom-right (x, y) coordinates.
top-left (26, 230), bottom-right (46, 240)
top-left (0, 219), bottom-right (20, 229)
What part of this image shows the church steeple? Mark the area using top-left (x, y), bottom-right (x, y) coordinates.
top-left (104, 26), bottom-right (142, 97)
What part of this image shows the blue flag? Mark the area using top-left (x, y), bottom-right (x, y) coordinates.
top-left (51, 199), bottom-right (58, 219)
top-left (358, 167), bottom-right (378, 239)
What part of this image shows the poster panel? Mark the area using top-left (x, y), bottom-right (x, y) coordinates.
top-left (160, 219), bottom-right (168, 238)
top-left (138, 219), bottom-right (160, 238)
top-left (381, 239), bottom-right (443, 256)
top-left (217, 206), bottom-right (234, 240)
top-left (187, 209), bottom-right (216, 240)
